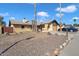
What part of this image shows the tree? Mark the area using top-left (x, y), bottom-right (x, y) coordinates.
top-left (0, 16), bottom-right (4, 20)
top-left (0, 16), bottom-right (6, 26)
top-left (63, 23), bottom-right (66, 25)
top-left (0, 16), bottom-right (3, 25)
top-left (2, 21), bottom-right (6, 26)
top-left (73, 19), bottom-right (77, 26)
top-left (73, 19), bottom-right (76, 23)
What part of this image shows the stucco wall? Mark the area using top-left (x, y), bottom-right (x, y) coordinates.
top-left (0, 25), bottom-right (2, 34)
top-left (42, 23), bottom-right (59, 32)
top-left (48, 24), bottom-right (53, 31)
top-left (42, 24), bottom-right (48, 32)
top-left (12, 24), bottom-right (32, 33)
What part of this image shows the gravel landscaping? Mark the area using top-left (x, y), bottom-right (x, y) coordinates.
top-left (0, 32), bottom-right (67, 56)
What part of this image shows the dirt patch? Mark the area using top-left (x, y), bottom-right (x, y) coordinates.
top-left (0, 32), bottom-right (67, 56)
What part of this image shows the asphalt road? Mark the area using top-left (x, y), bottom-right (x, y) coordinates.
top-left (59, 32), bottom-right (79, 56)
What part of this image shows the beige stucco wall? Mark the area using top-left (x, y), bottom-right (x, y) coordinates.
top-left (42, 23), bottom-right (59, 32)
top-left (0, 25), bottom-right (2, 29)
top-left (11, 24), bottom-right (32, 33)
top-left (48, 24), bottom-right (53, 31)
top-left (0, 25), bottom-right (2, 34)
top-left (42, 24), bottom-right (48, 32)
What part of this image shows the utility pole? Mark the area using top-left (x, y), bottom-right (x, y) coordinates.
top-left (59, 3), bottom-right (62, 31)
top-left (34, 3), bottom-right (37, 32)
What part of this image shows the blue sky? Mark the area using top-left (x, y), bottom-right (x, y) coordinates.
top-left (0, 3), bottom-right (79, 26)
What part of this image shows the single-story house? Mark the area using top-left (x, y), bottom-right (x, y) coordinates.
top-left (37, 20), bottom-right (59, 32)
top-left (9, 20), bottom-right (32, 33)
top-left (9, 19), bottom-right (60, 33)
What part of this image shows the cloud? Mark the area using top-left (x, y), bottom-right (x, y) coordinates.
top-left (10, 17), bottom-right (15, 20)
top-left (56, 13), bottom-right (64, 17)
top-left (72, 17), bottom-right (79, 20)
top-left (56, 5), bottom-right (77, 13)
top-left (0, 12), bottom-right (9, 16)
top-left (37, 11), bottom-right (49, 17)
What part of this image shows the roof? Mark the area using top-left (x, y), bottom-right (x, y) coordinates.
top-left (9, 19), bottom-right (59, 26)
top-left (10, 20), bottom-right (32, 25)
top-left (50, 20), bottom-right (59, 25)
top-left (41, 20), bottom-right (59, 25)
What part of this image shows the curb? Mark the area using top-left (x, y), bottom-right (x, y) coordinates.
top-left (46, 32), bottom-right (73, 56)
top-left (47, 34), bottom-right (73, 56)
top-left (58, 37), bottom-right (72, 55)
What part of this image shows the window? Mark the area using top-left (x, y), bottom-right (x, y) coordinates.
top-left (42, 24), bottom-right (45, 28)
top-left (21, 25), bottom-right (25, 29)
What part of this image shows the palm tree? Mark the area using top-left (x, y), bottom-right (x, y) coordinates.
top-left (73, 19), bottom-right (76, 26)
top-left (73, 19), bottom-right (76, 23)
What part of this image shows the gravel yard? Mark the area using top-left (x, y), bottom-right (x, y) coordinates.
top-left (0, 32), bottom-right (67, 56)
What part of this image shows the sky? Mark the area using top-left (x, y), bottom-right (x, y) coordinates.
top-left (0, 3), bottom-right (79, 26)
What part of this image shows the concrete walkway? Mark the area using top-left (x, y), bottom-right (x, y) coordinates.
top-left (59, 32), bottom-right (79, 56)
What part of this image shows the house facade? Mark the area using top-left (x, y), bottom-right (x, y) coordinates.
top-left (9, 19), bottom-right (59, 33)
top-left (37, 20), bottom-right (59, 32)
top-left (9, 20), bottom-right (32, 33)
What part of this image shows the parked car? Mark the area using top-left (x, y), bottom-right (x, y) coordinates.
top-left (68, 26), bottom-right (78, 32)
top-left (58, 28), bottom-right (66, 32)
top-left (58, 26), bottom-right (78, 32)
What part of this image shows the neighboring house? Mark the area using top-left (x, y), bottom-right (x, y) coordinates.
top-left (63, 24), bottom-right (72, 28)
top-left (9, 20), bottom-right (32, 33)
top-left (37, 20), bottom-right (59, 32)
top-left (1, 27), bottom-right (13, 34)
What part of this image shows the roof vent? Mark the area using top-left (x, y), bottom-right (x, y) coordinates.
top-left (22, 18), bottom-right (29, 23)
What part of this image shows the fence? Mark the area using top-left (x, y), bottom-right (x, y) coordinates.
top-left (2, 27), bottom-right (13, 34)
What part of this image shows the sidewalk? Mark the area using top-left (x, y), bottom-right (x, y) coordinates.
top-left (59, 32), bottom-right (79, 56)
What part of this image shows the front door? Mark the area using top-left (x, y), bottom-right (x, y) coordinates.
top-left (1, 27), bottom-right (4, 34)
top-left (53, 23), bottom-right (57, 32)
